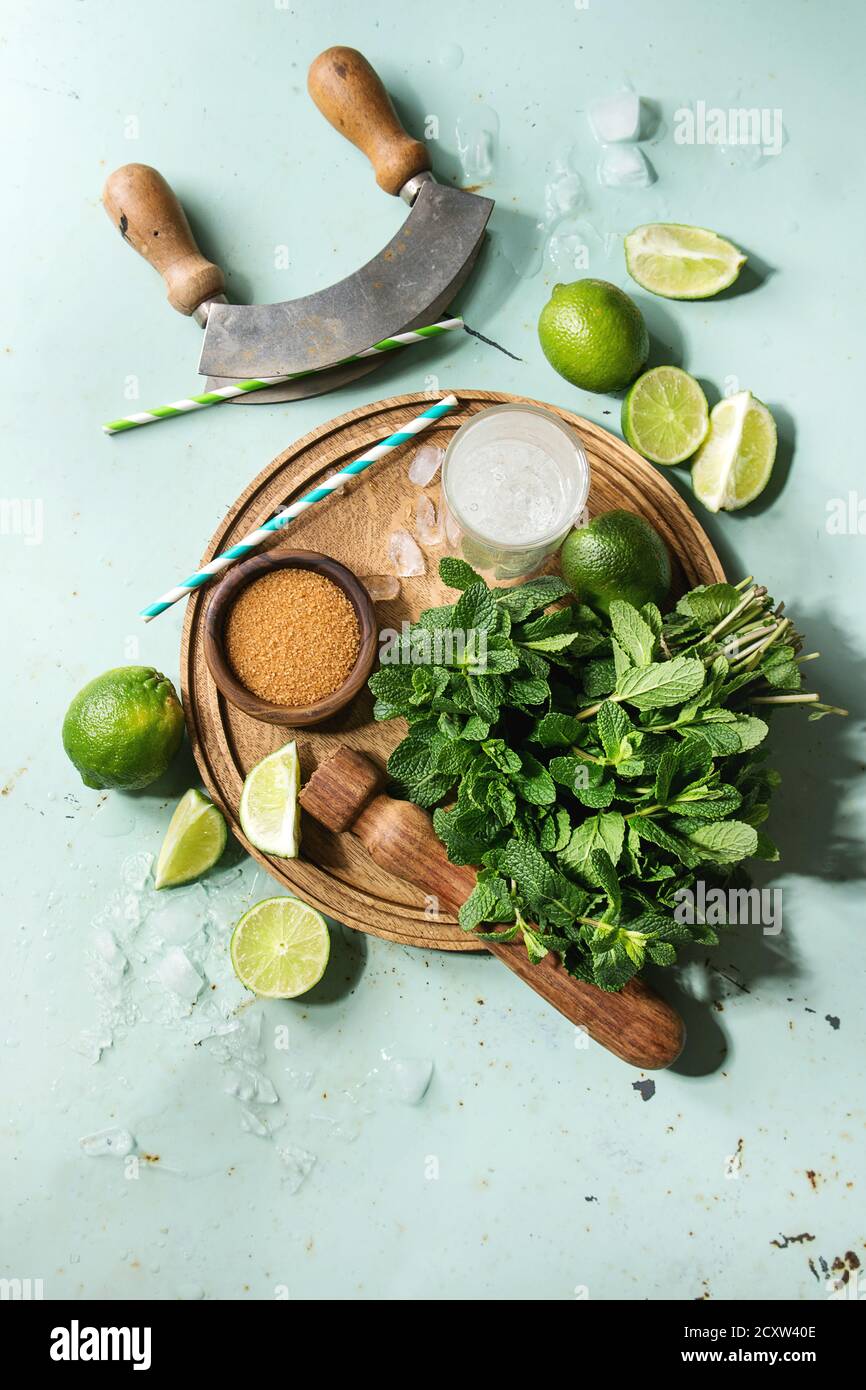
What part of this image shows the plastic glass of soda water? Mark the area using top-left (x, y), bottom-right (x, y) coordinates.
top-left (441, 405), bottom-right (590, 580)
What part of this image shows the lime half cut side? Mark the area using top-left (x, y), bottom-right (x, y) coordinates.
top-left (155, 789), bottom-right (227, 889)
top-left (622, 366), bottom-right (709, 465)
top-left (625, 223), bottom-right (746, 299)
top-left (231, 897), bottom-right (330, 998)
top-left (239, 740), bottom-right (301, 858)
top-left (691, 391), bottom-right (777, 512)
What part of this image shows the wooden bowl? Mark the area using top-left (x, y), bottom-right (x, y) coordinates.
top-left (203, 549), bottom-right (378, 727)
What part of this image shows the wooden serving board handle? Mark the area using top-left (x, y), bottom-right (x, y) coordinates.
top-left (307, 46), bottom-right (430, 197)
top-left (102, 163), bottom-right (225, 316)
top-left (300, 748), bottom-right (685, 1070)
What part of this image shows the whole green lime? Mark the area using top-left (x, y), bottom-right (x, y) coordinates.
top-left (538, 279), bottom-right (649, 393)
top-left (62, 666), bottom-right (184, 790)
top-left (561, 510), bottom-right (671, 613)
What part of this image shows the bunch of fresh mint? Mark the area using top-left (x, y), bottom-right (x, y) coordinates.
top-left (368, 557), bottom-right (843, 990)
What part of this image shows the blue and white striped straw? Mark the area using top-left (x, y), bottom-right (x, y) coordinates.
top-left (140, 393), bottom-right (458, 621)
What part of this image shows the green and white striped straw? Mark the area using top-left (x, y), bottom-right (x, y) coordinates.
top-left (104, 318), bottom-right (463, 434)
top-left (140, 393), bottom-right (458, 621)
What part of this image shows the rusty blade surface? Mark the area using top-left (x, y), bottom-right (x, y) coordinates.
top-left (198, 181), bottom-right (493, 380)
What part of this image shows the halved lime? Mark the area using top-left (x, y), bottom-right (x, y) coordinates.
top-left (231, 897), bottom-right (329, 998)
top-left (239, 741), bottom-right (300, 858)
top-left (154, 788), bottom-right (227, 889)
top-left (691, 391), bottom-right (777, 512)
top-left (625, 223), bottom-right (746, 300)
top-left (622, 366), bottom-right (709, 465)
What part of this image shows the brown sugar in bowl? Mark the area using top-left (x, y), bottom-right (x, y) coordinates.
top-left (203, 550), bottom-right (378, 727)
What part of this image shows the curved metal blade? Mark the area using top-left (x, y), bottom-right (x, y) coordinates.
top-left (198, 182), bottom-right (493, 380)
top-left (218, 281), bottom-right (476, 405)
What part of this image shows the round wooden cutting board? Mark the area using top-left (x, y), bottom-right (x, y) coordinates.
top-left (181, 389), bottom-right (725, 950)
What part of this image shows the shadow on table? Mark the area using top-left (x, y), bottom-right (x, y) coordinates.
top-left (303, 922), bottom-right (368, 1005)
top-left (650, 602), bottom-right (863, 1077)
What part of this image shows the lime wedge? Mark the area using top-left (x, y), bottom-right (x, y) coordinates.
top-left (154, 789), bottom-right (227, 889)
top-left (691, 391), bottom-right (777, 512)
top-left (239, 741), bottom-right (301, 858)
top-left (622, 366), bottom-right (709, 465)
top-left (231, 897), bottom-right (330, 998)
top-left (625, 223), bottom-right (746, 299)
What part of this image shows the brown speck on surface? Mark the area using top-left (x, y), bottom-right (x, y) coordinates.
top-left (806, 1169), bottom-right (819, 1190)
top-left (1, 767), bottom-right (27, 796)
top-left (139, 1153), bottom-right (160, 1164)
top-left (771, 1232), bottom-right (815, 1249)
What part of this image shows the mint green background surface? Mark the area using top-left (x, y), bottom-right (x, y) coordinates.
top-left (2, 0), bottom-right (863, 1301)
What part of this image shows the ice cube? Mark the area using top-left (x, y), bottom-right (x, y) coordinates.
top-left (597, 144), bottom-right (655, 188)
top-left (148, 892), bottom-right (207, 948)
top-left (362, 574), bottom-right (401, 603)
top-left (79, 1126), bottom-right (136, 1158)
top-left (92, 928), bottom-right (127, 974)
top-left (225, 1066), bottom-right (278, 1104)
top-left (239, 1106), bottom-right (272, 1138)
top-left (224, 1067), bottom-right (257, 1102)
top-left (155, 947), bottom-right (203, 1004)
top-left (455, 106), bottom-right (498, 180)
top-left (120, 851), bottom-right (154, 891)
top-left (388, 530), bottom-right (425, 578)
top-left (544, 171), bottom-right (585, 224)
top-left (589, 91), bottom-right (641, 143)
top-left (717, 141), bottom-right (764, 170)
top-left (408, 443), bottom-right (444, 487)
top-left (415, 494), bottom-right (445, 547)
top-left (547, 224), bottom-right (591, 278)
top-left (374, 1051), bottom-right (434, 1105)
top-left (252, 1072), bottom-right (279, 1105)
top-left (276, 1142), bottom-right (317, 1194)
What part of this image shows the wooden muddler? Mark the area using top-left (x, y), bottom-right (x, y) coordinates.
top-left (300, 747), bottom-right (685, 1070)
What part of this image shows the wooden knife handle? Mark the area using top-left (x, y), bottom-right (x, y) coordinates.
top-left (307, 46), bottom-right (430, 197)
top-left (102, 163), bottom-right (225, 316)
top-left (301, 749), bottom-right (685, 1070)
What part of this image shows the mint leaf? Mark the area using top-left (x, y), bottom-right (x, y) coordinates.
top-left (531, 712), bottom-right (582, 748)
top-left (687, 819), bottom-right (758, 864)
top-left (596, 700), bottom-right (634, 762)
top-left (458, 870), bottom-right (515, 931)
top-left (560, 812), bottom-right (625, 880)
top-left (512, 753), bottom-right (556, 806)
top-left (630, 816), bottom-right (699, 867)
top-left (387, 735), bottom-right (457, 807)
top-left (609, 600), bottom-right (657, 667)
top-left (582, 658), bottom-right (617, 698)
top-left (508, 677), bottom-right (549, 707)
top-left (453, 581), bottom-right (497, 634)
top-left (495, 576), bottom-right (573, 620)
top-left (676, 582), bottom-right (741, 626)
top-left (439, 556), bottom-right (482, 590)
top-left (461, 715), bottom-right (491, 740)
top-left (432, 805), bottom-right (491, 865)
top-left (589, 849), bottom-right (621, 913)
top-left (617, 657), bottom-right (705, 710)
